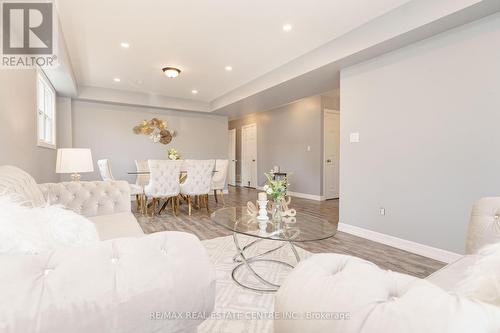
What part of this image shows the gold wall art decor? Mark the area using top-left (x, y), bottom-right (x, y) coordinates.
top-left (133, 118), bottom-right (175, 145)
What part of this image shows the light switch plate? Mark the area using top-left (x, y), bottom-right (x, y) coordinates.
top-left (350, 132), bottom-right (360, 143)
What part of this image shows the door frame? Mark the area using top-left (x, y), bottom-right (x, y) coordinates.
top-left (228, 128), bottom-right (236, 186)
top-left (323, 109), bottom-right (340, 199)
top-left (241, 123), bottom-right (258, 188)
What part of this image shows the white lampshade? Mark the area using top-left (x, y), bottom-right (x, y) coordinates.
top-left (56, 148), bottom-right (94, 174)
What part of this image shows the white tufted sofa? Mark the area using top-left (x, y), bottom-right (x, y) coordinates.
top-left (0, 165), bottom-right (215, 333)
top-left (275, 197), bottom-right (500, 333)
top-left (38, 179), bottom-right (143, 240)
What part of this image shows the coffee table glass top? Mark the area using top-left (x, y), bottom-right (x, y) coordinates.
top-left (211, 206), bottom-right (337, 242)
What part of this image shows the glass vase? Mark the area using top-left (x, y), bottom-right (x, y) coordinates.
top-left (271, 199), bottom-right (283, 222)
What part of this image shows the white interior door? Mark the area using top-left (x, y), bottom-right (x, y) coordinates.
top-left (241, 123), bottom-right (257, 188)
top-left (324, 110), bottom-right (340, 199)
top-left (228, 128), bottom-right (236, 186)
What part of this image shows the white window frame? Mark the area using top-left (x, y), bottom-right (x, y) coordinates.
top-left (36, 70), bottom-right (57, 149)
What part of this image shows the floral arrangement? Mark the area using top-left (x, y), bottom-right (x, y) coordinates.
top-left (133, 118), bottom-right (173, 145)
top-left (168, 148), bottom-right (181, 160)
top-left (263, 172), bottom-right (289, 200)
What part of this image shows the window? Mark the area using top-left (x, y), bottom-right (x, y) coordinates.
top-left (37, 70), bottom-right (56, 148)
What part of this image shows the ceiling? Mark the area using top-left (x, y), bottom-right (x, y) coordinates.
top-left (56, 0), bottom-right (410, 103)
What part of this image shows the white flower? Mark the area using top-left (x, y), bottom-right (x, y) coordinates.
top-left (263, 185), bottom-right (269, 190)
top-left (266, 188), bottom-right (273, 195)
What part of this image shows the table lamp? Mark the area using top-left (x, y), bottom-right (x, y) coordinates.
top-left (56, 148), bottom-right (94, 181)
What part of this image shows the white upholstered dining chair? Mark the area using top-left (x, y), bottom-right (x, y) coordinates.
top-left (180, 160), bottom-right (215, 215)
top-left (97, 159), bottom-right (143, 198)
top-left (134, 160), bottom-right (150, 187)
top-left (144, 160), bottom-right (182, 216)
top-left (211, 159), bottom-right (229, 205)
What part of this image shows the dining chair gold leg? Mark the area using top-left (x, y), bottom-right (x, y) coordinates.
top-left (188, 196), bottom-right (192, 216)
top-left (205, 194), bottom-right (210, 213)
top-left (220, 190), bottom-right (225, 206)
top-left (214, 190), bottom-right (218, 203)
top-left (171, 196), bottom-right (177, 216)
top-left (142, 196), bottom-right (147, 215)
top-left (159, 198), bottom-right (169, 215)
top-left (180, 194), bottom-right (187, 204)
top-left (150, 198), bottom-right (156, 217)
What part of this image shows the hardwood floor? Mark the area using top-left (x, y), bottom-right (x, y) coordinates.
top-left (134, 186), bottom-right (445, 278)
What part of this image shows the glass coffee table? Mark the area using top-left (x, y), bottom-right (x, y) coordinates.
top-left (211, 206), bottom-right (337, 293)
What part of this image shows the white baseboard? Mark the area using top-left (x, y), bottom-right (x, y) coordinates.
top-left (287, 191), bottom-right (325, 201)
top-left (337, 223), bottom-right (461, 263)
top-left (255, 187), bottom-right (325, 201)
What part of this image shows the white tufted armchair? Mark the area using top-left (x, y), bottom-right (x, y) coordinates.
top-left (466, 197), bottom-right (500, 254)
top-left (0, 165), bottom-right (216, 333)
top-left (275, 197), bottom-right (500, 333)
top-left (145, 160), bottom-right (182, 216)
top-left (210, 159), bottom-right (229, 205)
top-left (274, 254), bottom-right (500, 333)
top-left (180, 160), bottom-right (215, 215)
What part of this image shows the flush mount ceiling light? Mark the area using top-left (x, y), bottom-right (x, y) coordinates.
top-left (162, 67), bottom-right (181, 78)
top-left (225, 66), bottom-right (232, 71)
top-left (282, 24), bottom-right (292, 32)
top-left (120, 42), bottom-right (130, 48)
top-left (191, 90), bottom-right (198, 94)
top-left (113, 77), bottom-right (121, 82)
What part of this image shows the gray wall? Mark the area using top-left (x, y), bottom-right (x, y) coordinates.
top-left (229, 95), bottom-right (328, 196)
top-left (72, 100), bottom-right (228, 182)
top-left (340, 13), bottom-right (500, 254)
top-left (0, 69), bottom-right (58, 183)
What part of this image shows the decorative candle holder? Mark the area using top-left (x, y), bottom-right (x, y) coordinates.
top-left (257, 200), bottom-right (269, 221)
top-left (257, 199), bottom-right (269, 231)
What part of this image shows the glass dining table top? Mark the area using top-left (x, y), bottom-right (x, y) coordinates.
top-left (211, 206), bottom-right (337, 242)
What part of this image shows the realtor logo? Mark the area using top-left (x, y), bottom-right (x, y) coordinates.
top-left (1, 0), bottom-right (57, 67)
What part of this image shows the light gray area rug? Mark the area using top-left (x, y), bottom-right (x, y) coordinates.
top-left (199, 235), bottom-right (312, 333)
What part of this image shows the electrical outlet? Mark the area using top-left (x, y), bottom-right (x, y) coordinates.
top-left (379, 207), bottom-right (386, 216)
top-left (350, 132), bottom-right (360, 143)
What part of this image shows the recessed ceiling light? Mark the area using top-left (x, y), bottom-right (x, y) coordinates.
top-left (162, 67), bottom-right (181, 78)
top-left (191, 90), bottom-right (198, 94)
top-left (282, 24), bottom-right (292, 32)
top-left (225, 66), bottom-right (232, 71)
top-left (120, 42), bottom-right (130, 48)
top-left (113, 77), bottom-right (121, 82)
